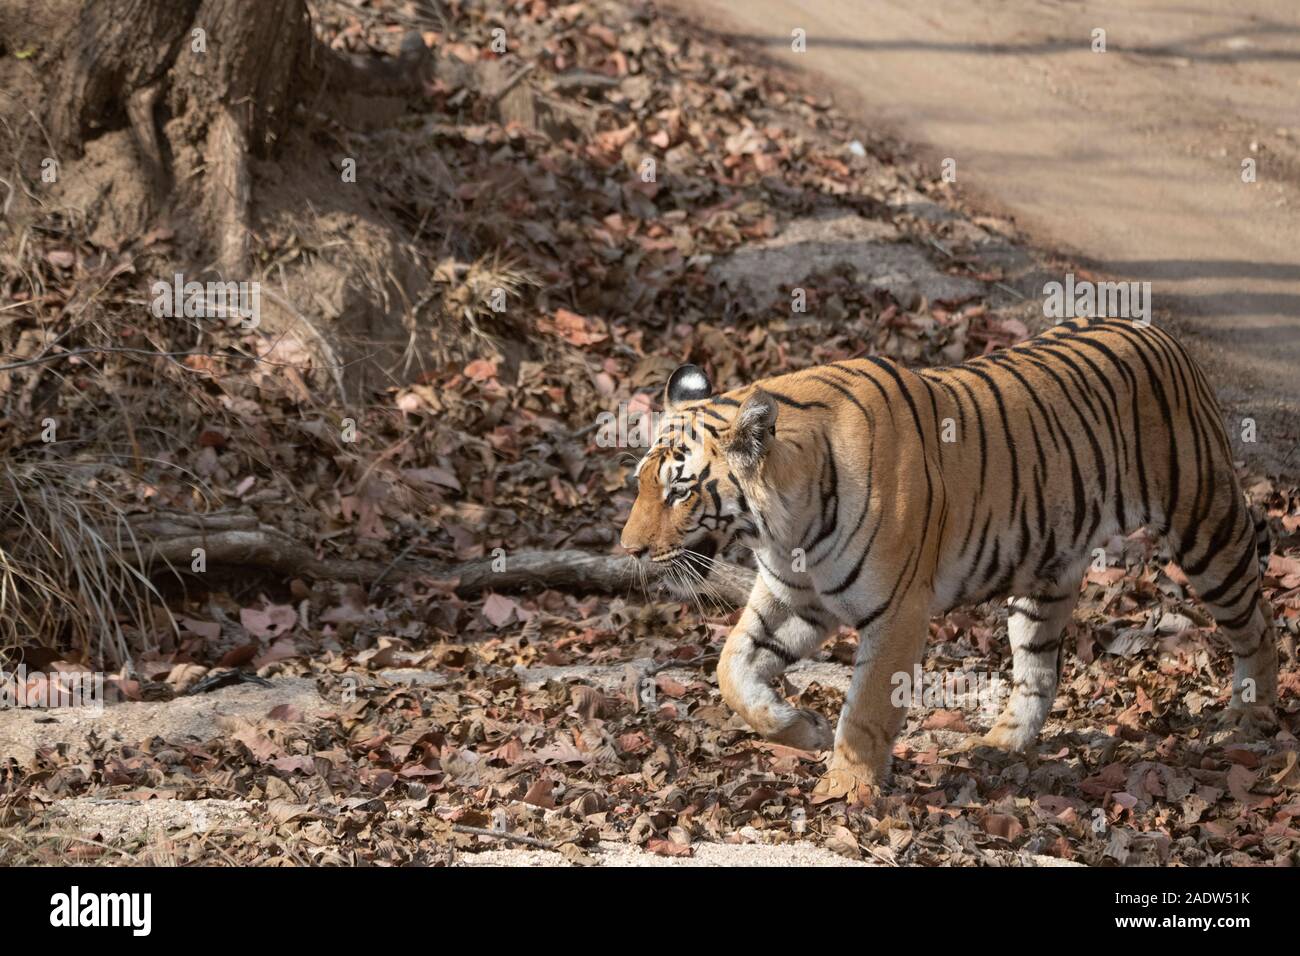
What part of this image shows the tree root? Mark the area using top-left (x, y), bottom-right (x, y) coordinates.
top-left (122, 512), bottom-right (756, 606)
top-left (125, 79), bottom-right (166, 198)
top-left (207, 105), bottom-right (252, 277)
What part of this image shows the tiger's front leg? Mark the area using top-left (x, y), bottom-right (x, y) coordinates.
top-left (717, 578), bottom-right (834, 752)
top-left (816, 590), bottom-right (932, 799)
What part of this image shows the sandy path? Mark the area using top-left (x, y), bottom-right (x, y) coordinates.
top-left (4, 663), bottom-right (1083, 866)
top-left (671, 0), bottom-right (1300, 473)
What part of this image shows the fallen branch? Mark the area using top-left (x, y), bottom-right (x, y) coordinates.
top-left (117, 513), bottom-right (756, 605)
top-left (489, 62), bottom-right (536, 105)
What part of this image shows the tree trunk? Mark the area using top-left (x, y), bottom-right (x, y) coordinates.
top-left (40, 0), bottom-right (430, 278)
top-left (47, 0), bottom-right (201, 155)
top-left (46, 0), bottom-right (311, 276)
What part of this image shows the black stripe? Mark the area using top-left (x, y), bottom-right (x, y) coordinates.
top-left (767, 391), bottom-right (829, 410)
top-left (854, 565), bottom-right (909, 632)
top-left (1019, 637), bottom-right (1062, 654)
top-left (754, 551), bottom-right (810, 591)
top-left (1218, 601), bottom-right (1259, 632)
top-left (1197, 538), bottom-right (1257, 604)
top-left (751, 637), bottom-right (797, 666)
top-left (1009, 604), bottom-right (1049, 624)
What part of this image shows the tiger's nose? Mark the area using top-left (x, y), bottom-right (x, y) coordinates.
top-left (623, 542), bottom-right (647, 558)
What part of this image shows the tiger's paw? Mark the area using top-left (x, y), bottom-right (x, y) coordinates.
top-left (1215, 703), bottom-right (1278, 737)
top-left (959, 719), bottom-right (1036, 754)
top-left (952, 734), bottom-right (994, 754)
top-left (813, 756), bottom-right (883, 802)
top-left (769, 708), bottom-right (834, 752)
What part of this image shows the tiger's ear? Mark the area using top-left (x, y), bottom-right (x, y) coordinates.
top-left (725, 388), bottom-right (778, 470)
top-left (664, 364), bottom-right (712, 411)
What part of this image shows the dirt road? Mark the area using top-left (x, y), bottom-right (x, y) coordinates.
top-left (672, 0), bottom-right (1300, 474)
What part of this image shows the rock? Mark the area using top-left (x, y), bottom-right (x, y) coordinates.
top-left (713, 213), bottom-right (983, 309)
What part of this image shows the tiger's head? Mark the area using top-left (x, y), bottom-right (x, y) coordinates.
top-left (619, 364), bottom-right (779, 583)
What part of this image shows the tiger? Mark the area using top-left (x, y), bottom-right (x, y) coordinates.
top-left (619, 317), bottom-right (1279, 798)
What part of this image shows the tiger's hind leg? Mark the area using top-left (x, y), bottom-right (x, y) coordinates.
top-left (979, 576), bottom-right (1082, 752)
top-left (1172, 501), bottom-right (1278, 732)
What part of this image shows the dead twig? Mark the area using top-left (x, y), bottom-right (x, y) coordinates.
top-left (452, 825), bottom-right (556, 850)
top-left (489, 63), bottom-right (536, 105)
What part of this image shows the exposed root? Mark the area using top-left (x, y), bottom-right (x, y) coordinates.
top-left (208, 106), bottom-right (253, 277)
top-left (125, 79), bottom-right (166, 197)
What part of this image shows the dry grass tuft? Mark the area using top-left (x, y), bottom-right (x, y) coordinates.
top-left (0, 462), bottom-right (176, 667)
top-left (433, 253), bottom-right (542, 347)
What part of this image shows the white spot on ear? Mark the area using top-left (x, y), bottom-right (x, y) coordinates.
top-left (667, 365), bottom-right (713, 406)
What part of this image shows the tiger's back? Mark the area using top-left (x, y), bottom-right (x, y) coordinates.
top-left (911, 317), bottom-right (1252, 612)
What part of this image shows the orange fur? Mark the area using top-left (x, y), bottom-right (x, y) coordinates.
top-left (621, 319), bottom-right (1278, 795)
